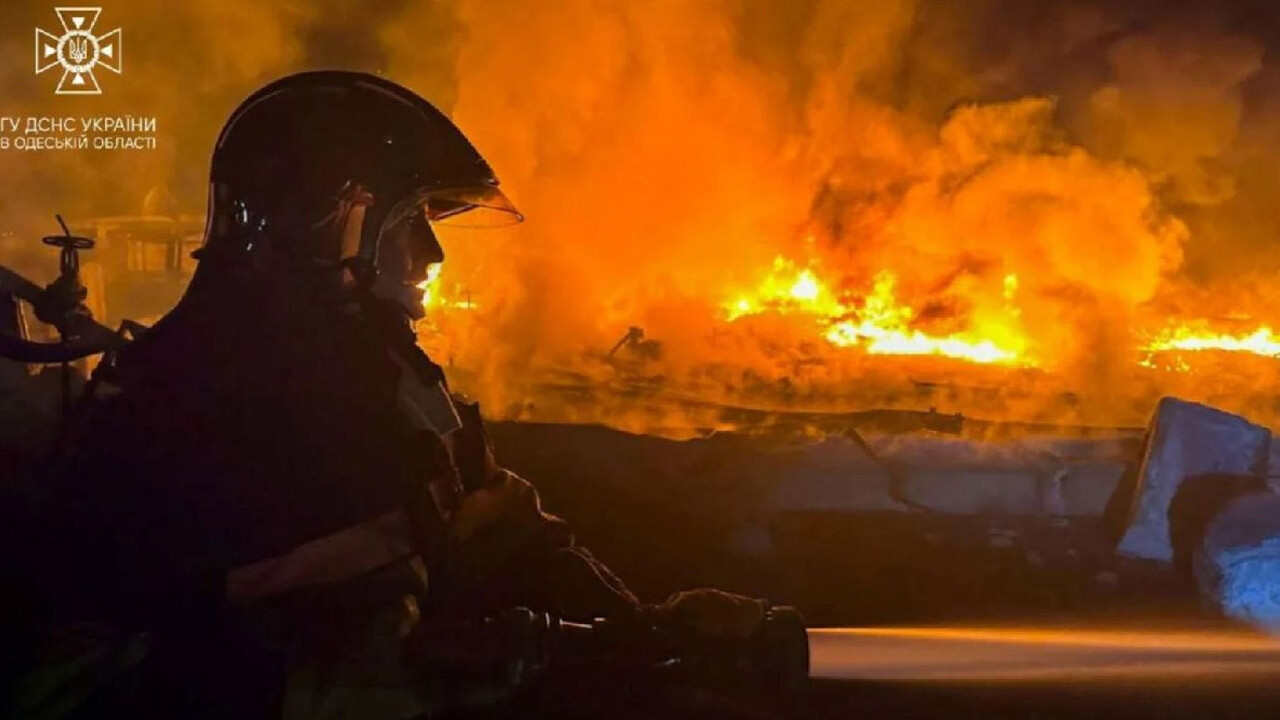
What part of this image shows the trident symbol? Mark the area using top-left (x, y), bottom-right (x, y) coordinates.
top-left (66, 37), bottom-right (89, 65)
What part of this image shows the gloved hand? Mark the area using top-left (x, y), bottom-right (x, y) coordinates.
top-left (448, 470), bottom-right (577, 598)
top-left (653, 588), bottom-right (767, 640)
top-left (450, 470), bottom-right (545, 545)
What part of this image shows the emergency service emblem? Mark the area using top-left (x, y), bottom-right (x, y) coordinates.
top-left (35, 7), bottom-right (123, 96)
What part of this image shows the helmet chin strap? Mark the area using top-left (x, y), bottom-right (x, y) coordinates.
top-left (325, 183), bottom-right (426, 319)
top-left (335, 186), bottom-right (375, 289)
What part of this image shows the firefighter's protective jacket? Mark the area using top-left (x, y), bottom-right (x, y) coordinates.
top-left (37, 269), bottom-right (638, 718)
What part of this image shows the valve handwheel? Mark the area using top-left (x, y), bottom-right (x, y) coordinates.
top-left (0, 214), bottom-right (123, 367)
top-left (40, 233), bottom-right (95, 250)
top-left (41, 214), bottom-right (94, 281)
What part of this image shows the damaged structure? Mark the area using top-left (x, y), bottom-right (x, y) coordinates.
top-left (1107, 397), bottom-right (1280, 631)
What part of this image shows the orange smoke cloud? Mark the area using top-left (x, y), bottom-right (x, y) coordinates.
top-left (5, 0), bottom-right (1280, 433)
top-left (393, 2), bottom-right (1210, 430)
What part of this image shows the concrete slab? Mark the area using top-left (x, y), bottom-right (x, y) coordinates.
top-left (1112, 398), bottom-right (1271, 562)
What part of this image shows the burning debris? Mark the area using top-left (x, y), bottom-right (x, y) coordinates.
top-left (723, 256), bottom-right (1025, 364)
top-left (1145, 324), bottom-right (1280, 361)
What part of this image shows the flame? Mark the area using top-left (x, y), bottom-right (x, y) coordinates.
top-left (401, 4), bottom-right (1280, 431)
top-left (719, 256), bottom-right (1280, 370)
top-left (417, 263), bottom-right (444, 308)
top-left (1146, 325), bottom-right (1280, 357)
top-left (723, 256), bottom-right (1027, 365)
top-left (723, 257), bottom-right (845, 321)
top-left (719, 255), bottom-right (1280, 370)
top-left (419, 240), bottom-right (1280, 382)
top-left (418, 263), bottom-right (478, 312)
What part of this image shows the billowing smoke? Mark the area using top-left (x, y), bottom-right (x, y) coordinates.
top-left (4, 0), bottom-right (1280, 432)
top-left (404, 0), bottom-right (1273, 429)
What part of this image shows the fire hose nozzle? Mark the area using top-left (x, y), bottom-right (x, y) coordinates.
top-left (754, 605), bottom-right (810, 697)
top-left (412, 605), bottom-right (810, 702)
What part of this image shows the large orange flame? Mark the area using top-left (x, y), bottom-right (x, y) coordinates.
top-left (722, 254), bottom-right (1028, 365)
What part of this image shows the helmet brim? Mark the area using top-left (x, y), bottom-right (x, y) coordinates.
top-left (428, 185), bottom-right (524, 227)
top-left (384, 183), bottom-right (524, 234)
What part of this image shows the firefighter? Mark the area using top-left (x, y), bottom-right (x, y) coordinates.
top-left (24, 72), bottom-right (766, 720)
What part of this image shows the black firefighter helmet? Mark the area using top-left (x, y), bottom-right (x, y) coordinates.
top-left (195, 70), bottom-right (521, 278)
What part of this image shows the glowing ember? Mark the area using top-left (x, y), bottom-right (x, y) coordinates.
top-left (723, 256), bottom-right (1027, 365)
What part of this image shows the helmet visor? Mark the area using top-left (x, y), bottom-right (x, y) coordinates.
top-left (383, 183), bottom-right (523, 234)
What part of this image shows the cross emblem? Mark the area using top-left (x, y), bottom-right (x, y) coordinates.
top-left (35, 8), bottom-right (123, 96)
